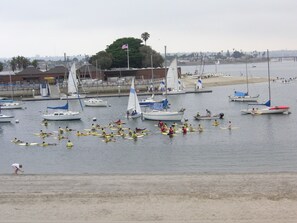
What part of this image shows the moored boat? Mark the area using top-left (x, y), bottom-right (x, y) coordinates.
top-left (84, 98), bottom-right (108, 107)
top-left (241, 50), bottom-right (290, 115)
top-left (0, 113), bottom-right (14, 123)
top-left (42, 110), bottom-right (81, 121)
top-left (127, 78), bottom-right (142, 119)
top-left (142, 109), bottom-right (185, 121)
top-left (0, 99), bottom-right (23, 110)
top-left (229, 91), bottom-right (259, 102)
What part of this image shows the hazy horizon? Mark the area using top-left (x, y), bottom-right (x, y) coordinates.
top-left (1, 0), bottom-right (297, 58)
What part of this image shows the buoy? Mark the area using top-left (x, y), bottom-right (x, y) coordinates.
top-left (15, 120), bottom-right (19, 123)
top-left (92, 117), bottom-right (97, 121)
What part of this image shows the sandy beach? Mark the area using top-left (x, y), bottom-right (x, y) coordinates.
top-left (182, 75), bottom-right (268, 89)
top-left (1, 173), bottom-right (296, 222)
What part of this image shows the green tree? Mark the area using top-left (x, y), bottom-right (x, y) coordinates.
top-left (226, 50), bottom-right (231, 58)
top-left (31, 59), bottom-right (38, 68)
top-left (10, 58), bottom-right (17, 71)
top-left (232, 50), bottom-right (243, 59)
top-left (90, 36), bottom-right (163, 69)
top-left (10, 56), bottom-right (31, 70)
top-left (89, 51), bottom-right (113, 70)
top-left (141, 32), bottom-right (150, 45)
top-left (106, 37), bottom-right (143, 68)
top-left (0, 62), bottom-right (3, 72)
top-left (139, 45), bottom-right (164, 67)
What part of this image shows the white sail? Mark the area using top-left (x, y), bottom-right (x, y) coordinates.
top-left (61, 63), bottom-right (86, 99)
top-left (166, 58), bottom-right (179, 91)
top-left (68, 63), bottom-right (78, 94)
top-left (127, 78), bottom-right (141, 115)
top-left (164, 58), bottom-right (185, 95)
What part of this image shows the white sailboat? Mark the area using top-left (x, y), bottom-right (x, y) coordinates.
top-left (42, 102), bottom-right (81, 121)
top-left (0, 100), bottom-right (23, 110)
top-left (241, 50), bottom-right (290, 115)
top-left (229, 61), bottom-right (259, 102)
top-left (142, 109), bottom-right (185, 121)
top-left (60, 63), bottom-right (86, 100)
top-left (127, 78), bottom-right (141, 119)
top-left (163, 58), bottom-right (186, 95)
top-left (0, 106), bottom-right (14, 123)
top-left (0, 75), bottom-right (23, 109)
top-left (0, 113), bottom-right (14, 123)
top-left (142, 46), bottom-right (185, 121)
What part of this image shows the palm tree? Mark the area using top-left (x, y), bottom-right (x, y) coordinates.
top-left (141, 32), bottom-right (150, 45)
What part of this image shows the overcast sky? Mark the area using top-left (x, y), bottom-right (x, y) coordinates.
top-left (1, 0), bottom-right (296, 58)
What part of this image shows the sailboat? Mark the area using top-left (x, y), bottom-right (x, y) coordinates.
top-left (140, 55), bottom-right (166, 106)
top-left (0, 105), bottom-right (14, 123)
top-left (229, 61), bottom-right (259, 102)
top-left (241, 50), bottom-right (290, 115)
top-left (0, 75), bottom-right (23, 109)
top-left (139, 94), bottom-right (167, 107)
top-left (127, 78), bottom-right (142, 119)
top-left (42, 101), bottom-right (81, 121)
top-left (0, 99), bottom-right (23, 110)
top-left (163, 58), bottom-right (186, 95)
top-left (142, 46), bottom-right (185, 121)
top-left (60, 63), bottom-right (86, 100)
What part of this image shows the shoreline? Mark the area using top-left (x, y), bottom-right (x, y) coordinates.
top-left (1, 173), bottom-right (296, 222)
top-left (0, 76), bottom-right (268, 99)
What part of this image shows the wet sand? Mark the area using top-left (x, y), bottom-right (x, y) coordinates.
top-left (0, 173), bottom-right (296, 222)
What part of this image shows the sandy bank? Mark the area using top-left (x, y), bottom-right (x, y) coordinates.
top-left (0, 173), bottom-right (296, 222)
top-left (182, 75), bottom-right (268, 89)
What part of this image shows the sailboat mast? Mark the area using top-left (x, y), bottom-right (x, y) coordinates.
top-left (164, 46), bottom-right (167, 96)
top-left (245, 58), bottom-right (249, 94)
top-left (134, 78), bottom-right (136, 111)
top-left (151, 54), bottom-right (154, 93)
top-left (267, 49), bottom-right (271, 102)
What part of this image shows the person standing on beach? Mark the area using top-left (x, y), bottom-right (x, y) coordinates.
top-left (12, 163), bottom-right (23, 174)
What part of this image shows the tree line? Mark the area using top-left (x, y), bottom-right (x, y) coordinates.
top-left (0, 56), bottom-right (39, 72)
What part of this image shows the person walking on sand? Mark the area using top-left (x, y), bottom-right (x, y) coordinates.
top-left (12, 163), bottom-right (23, 174)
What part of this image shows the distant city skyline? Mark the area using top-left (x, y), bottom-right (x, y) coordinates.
top-left (1, 0), bottom-right (297, 58)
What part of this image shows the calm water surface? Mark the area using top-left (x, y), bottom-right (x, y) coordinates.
top-left (0, 62), bottom-right (296, 174)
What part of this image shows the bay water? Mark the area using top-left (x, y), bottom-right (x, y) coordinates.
top-left (0, 61), bottom-right (296, 174)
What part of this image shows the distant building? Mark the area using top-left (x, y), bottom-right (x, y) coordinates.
top-left (0, 65), bottom-right (180, 84)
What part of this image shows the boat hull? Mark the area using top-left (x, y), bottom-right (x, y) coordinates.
top-left (130, 113), bottom-right (142, 119)
top-left (60, 93), bottom-right (86, 100)
top-left (257, 106), bottom-right (290, 114)
top-left (241, 106), bottom-right (290, 115)
top-left (0, 102), bottom-right (23, 110)
top-left (142, 110), bottom-right (184, 121)
top-left (139, 98), bottom-right (167, 107)
top-left (229, 95), bottom-right (259, 102)
top-left (42, 111), bottom-right (81, 121)
top-left (0, 114), bottom-right (14, 123)
top-left (84, 98), bottom-right (108, 107)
